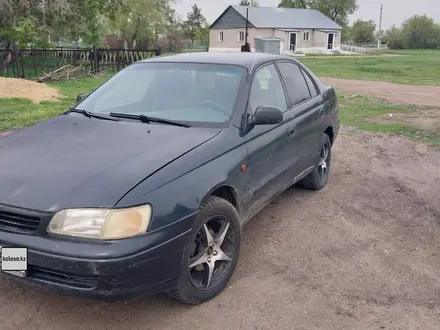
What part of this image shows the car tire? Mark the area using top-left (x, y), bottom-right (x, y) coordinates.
top-left (167, 196), bottom-right (242, 305)
top-left (297, 133), bottom-right (332, 190)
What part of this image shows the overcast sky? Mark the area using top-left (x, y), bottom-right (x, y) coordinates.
top-left (173, 0), bottom-right (440, 29)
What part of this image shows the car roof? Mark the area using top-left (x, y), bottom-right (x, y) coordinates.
top-left (139, 52), bottom-right (298, 70)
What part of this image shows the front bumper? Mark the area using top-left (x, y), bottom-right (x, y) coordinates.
top-left (0, 213), bottom-right (195, 300)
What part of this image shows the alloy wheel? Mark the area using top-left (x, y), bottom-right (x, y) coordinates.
top-left (188, 216), bottom-right (235, 290)
top-left (318, 142), bottom-right (330, 184)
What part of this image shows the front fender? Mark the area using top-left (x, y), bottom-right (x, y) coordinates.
top-left (115, 129), bottom-right (249, 231)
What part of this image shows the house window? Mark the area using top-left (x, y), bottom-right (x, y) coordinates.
top-left (238, 31), bottom-right (245, 42)
top-left (304, 32), bottom-right (310, 41)
top-left (218, 32), bottom-right (224, 42)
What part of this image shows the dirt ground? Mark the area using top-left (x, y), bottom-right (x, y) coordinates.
top-left (1, 127), bottom-right (439, 330)
top-left (376, 110), bottom-right (440, 130)
top-left (321, 77), bottom-right (440, 106)
top-left (0, 79), bottom-right (440, 329)
top-left (0, 77), bottom-right (59, 103)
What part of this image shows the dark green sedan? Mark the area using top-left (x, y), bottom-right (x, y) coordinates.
top-left (0, 52), bottom-right (339, 304)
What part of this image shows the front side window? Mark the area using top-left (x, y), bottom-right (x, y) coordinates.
top-left (76, 63), bottom-right (245, 126)
top-left (276, 62), bottom-right (311, 107)
top-left (248, 64), bottom-right (287, 114)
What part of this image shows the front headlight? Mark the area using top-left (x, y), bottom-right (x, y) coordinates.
top-left (47, 205), bottom-right (152, 240)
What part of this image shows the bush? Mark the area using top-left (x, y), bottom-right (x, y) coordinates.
top-left (384, 15), bottom-right (440, 50)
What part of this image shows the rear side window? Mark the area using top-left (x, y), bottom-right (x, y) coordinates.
top-left (301, 69), bottom-right (318, 98)
top-left (276, 62), bottom-right (311, 107)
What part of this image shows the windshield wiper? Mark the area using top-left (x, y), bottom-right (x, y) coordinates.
top-left (109, 112), bottom-right (191, 128)
top-left (67, 108), bottom-right (120, 122)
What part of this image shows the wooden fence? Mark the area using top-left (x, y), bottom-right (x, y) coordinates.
top-left (0, 47), bottom-right (160, 79)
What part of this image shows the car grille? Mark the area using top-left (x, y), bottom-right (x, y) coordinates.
top-left (0, 209), bottom-right (41, 234)
top-left (0, 204), bottom-right (51, 235)
top-left (30, 266), bottom-right (99, 289)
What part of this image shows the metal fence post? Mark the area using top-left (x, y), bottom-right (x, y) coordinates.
top-left (92, 46), bottom-right (99, 73)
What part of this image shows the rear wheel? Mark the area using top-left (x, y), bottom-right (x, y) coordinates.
top-left (168, 196), bottom-right (241, 304)
top-left (297, 133), bottom-right (332, 190)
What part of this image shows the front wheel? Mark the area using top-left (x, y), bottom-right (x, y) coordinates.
top-left (297, 133), bottom-right (332, 190)
top-left (168, 196), bottom-right (242, 304)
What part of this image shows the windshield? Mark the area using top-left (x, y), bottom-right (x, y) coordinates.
top-left (76, 62), bottom-right (246, 126)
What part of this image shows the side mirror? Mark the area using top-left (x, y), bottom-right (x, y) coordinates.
top-left (252, 106), bottom-right (283, 126)
top-left (76, 93), bottom-right (87, 103)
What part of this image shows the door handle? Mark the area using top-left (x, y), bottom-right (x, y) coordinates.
top-left (288, 127), bottom-right (295, 136)
top-left (318, 108), bottom-right (324, 117)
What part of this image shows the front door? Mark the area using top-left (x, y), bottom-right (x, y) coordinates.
top-left (279, 39), bottom-right (285, 54)
top-left (243, 63), bottom-right (292, 216)
top-left (327, 33), bottom-right (334, 49)
top-left (289, 33), bottom-right (297, 51)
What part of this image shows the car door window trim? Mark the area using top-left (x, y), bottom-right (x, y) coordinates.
top-left (300, 67), bottom-right (320, 98)
top-left (287, 97), bottom-right (320, 120)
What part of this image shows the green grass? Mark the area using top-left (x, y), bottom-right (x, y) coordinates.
top-left (298, 49), bottom-right (440, 86)
top-left (0, 76), bottom-right (108, 131)
top-left (338, 93), bottom-right (440, 145)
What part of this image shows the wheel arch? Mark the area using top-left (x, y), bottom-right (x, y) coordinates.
top-left (324, 126), bottom-right (334, 145)
top-left (202, 183), bottom-right (241, 215)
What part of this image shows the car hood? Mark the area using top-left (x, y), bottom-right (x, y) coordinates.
top-left (0, 114), bottom-right (221, 212)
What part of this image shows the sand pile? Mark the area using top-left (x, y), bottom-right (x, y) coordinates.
top-left (0, 77), bottom-right (59, 103)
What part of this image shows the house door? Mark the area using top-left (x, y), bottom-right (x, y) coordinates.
top-left (279, 39), bottom-right (285, 54)
top-left (327, 33), bottom-right (334, 49)
top-left (289, 33), bottom-right (297, 51)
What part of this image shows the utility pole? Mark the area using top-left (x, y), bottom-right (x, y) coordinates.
top-left (245, 7), bottom-right (249, 44)
top-left (242, 7), bottom-right (251, 52)
top-left (377, 4), bottom-right (383, 49)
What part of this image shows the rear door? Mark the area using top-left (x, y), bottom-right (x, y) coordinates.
top-left (275, 61), bottom-right (324, 177)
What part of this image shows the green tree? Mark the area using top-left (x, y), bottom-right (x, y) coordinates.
top-left (239, 0), bottom-right (259, 6)
top-left (162, 2), bottom-right (183, 49)
top-left (278, 0), bottom-right (308, 7)
top-left (0, 0), bottom-right (180, 49)
top-left (107, 0), bottom-right (177, 49)
top-left (278, 0), bottom-right (358, 27)
top-left (194, 24), bottom-right (209, 46)
top-left (341, 25), bottom-right (352, 43)
top-left (382, 25), bottom-right (405, 49)
top-left (184, 4), bottom-right (206, 47)
top-left (0, 0), bottom-right (125, 47)
top-left (401, 15), bottom-right (440, 49)
top-left (351, 19), bottom-right (376, 44)
top-left (0, 0), bottom-right (72, 47)
top-left (5, 17), bottom-right (51, 47)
